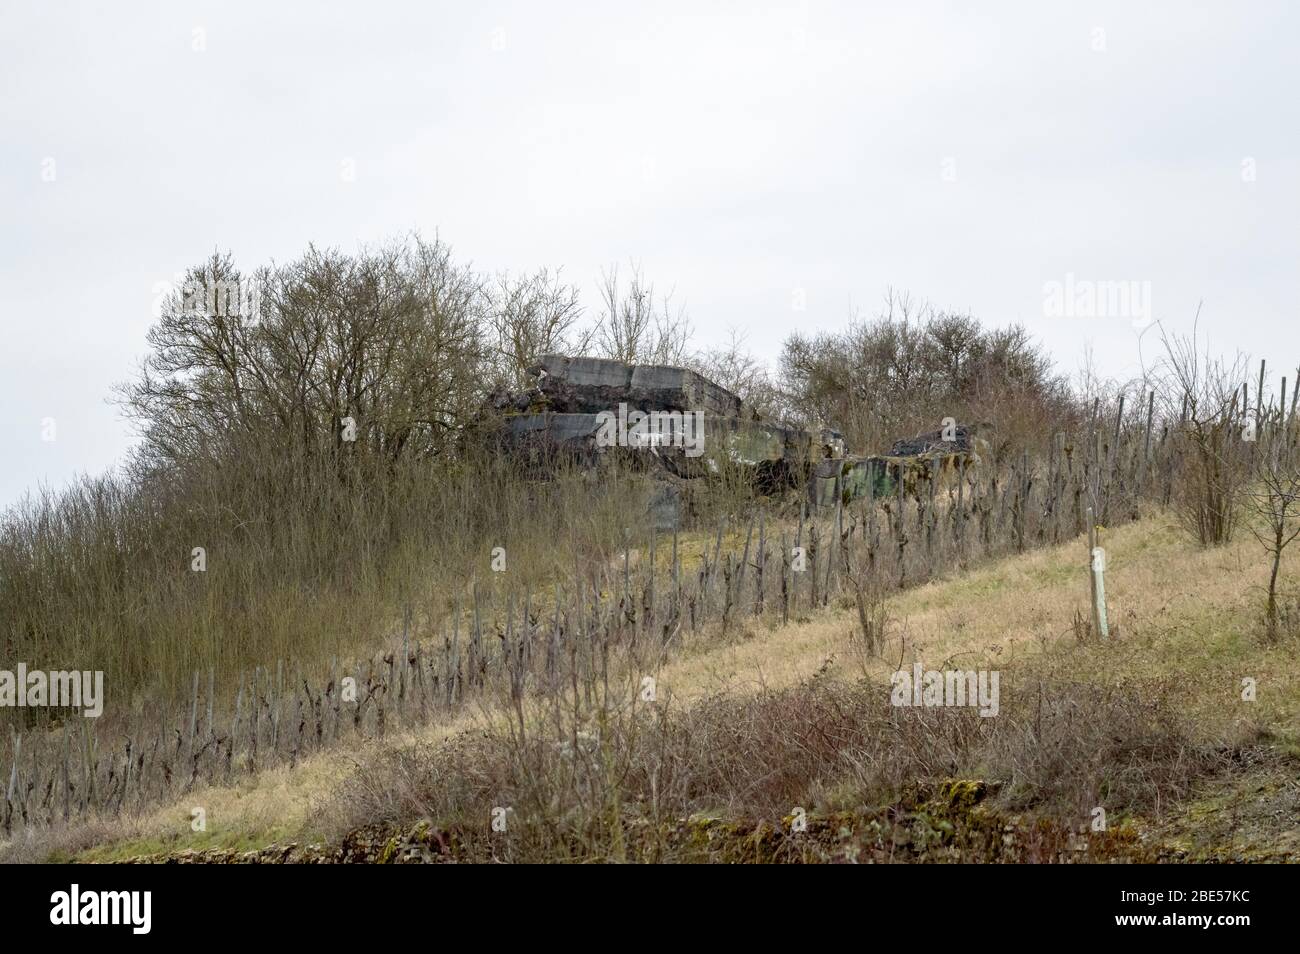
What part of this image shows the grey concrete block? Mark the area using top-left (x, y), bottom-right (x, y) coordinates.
top-left (537, 355), bottom-right (634, 390)
top-left (534, 353), bottom-right (745, 416)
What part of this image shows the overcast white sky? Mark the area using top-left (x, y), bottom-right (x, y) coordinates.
top-left (2, 0), bottom-right (1297, 509)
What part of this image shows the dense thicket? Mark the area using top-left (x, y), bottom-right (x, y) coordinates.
top-left (779, 292), bottom-right (1077, 456)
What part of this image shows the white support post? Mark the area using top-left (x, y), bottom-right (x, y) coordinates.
top-left (1087, 507), bottom-right (1109, 638)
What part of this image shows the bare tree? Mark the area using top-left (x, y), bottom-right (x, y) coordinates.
top-left (117, 234), bottom-right (488, 471)
top-left (1245, 406), bottom-right (1300, 639)
top-left (593, 261), bottom-right (692, 365)
top-left (1155, 324), bottom-right (1252, 546)
top-left (691, 328), bottom-right (782, 419)
top-left (486, 268), bottom-right (588, 388)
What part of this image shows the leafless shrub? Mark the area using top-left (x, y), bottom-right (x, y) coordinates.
top-left (328, 662), bottom-right (1235, 862)
top-left (779, 289), bottom-right (1075, 456)
top-left (844, 554), bottom-right (893, 658)
top-left (1245, 431), bottom-right (1300, 640)
top-left (980, 674), bottom-right (1227, 817)
top-left (1155, 324), bottom-right (1252, 546)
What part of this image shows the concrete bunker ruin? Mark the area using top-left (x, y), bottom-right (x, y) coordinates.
top-left (488, 355), bottom-right (980, 528)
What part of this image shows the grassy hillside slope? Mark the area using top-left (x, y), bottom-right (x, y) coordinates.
top-left (9, 509), bottom-right (1297, 863)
